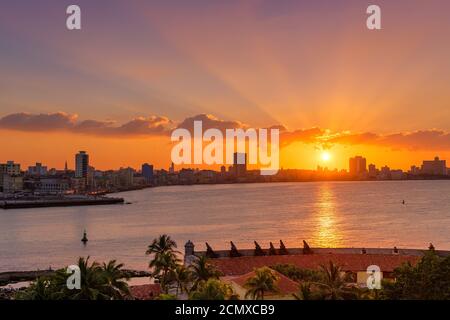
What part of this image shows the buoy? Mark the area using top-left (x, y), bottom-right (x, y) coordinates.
top-left (81, 230), bottom-right (88, 244)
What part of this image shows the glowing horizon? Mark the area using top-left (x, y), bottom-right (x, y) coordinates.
top-left (1, 1), bottom-right (450, 171)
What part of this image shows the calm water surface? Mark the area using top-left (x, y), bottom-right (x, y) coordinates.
top-left (0, 181), bottom-right (449, 272)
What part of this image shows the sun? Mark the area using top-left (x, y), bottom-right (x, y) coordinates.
top-left (321, 151), bottom-right (331, 162)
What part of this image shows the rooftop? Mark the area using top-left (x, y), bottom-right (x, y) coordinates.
top-left (226, 269), bottom-right (299, 296)
top-left (210, 253), bottom-right (421, 276)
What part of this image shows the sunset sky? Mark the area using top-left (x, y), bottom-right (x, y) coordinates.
top-left (1, 0), bottom-right (450, 171)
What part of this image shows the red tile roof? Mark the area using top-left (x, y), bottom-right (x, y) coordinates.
top-left (211, 254), bottom-right (420, 276)
top-left (230, 269), bottom-right (299, 296)
top-left (130, 284), bottom-right (161, 300)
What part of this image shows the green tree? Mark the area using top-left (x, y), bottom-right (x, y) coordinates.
top-left (313, 261), bottom-right (358, 300)
top-left (15, 276), bottom-right (59, 300)
top-left (244, 267), bottom-right (279, 300)
top-left (173, 264), bottom-right (192, 297)
top-left (190, 255), bottom-right (221, 290)
top-left (100, 260), bottom-right (131, 299)
top-left (16, 257), bottom-right (130, 300)
top-left (146, 234), bottom-right (178, 257)
top-left (146, 235), bottom-right (180, 293)
top-left (382, 250), bottom-right (450, 300)
top-left (292, 282), bottom-right (320, 300)
top-left (271, 264), bottom-right (323, 282)
top-left (189, 279), bottom-right (234, 300)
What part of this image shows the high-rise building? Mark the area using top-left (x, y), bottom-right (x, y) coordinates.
top-left (142, 163), bottom-right (154, 182)
top-left (349, 156), bottom-right (367, 175)
top-left (421, 156), bottom-right (446, 175)
top-left (0, 161), bottom-right (21, 193)
top-left (75, 151), bottom-right (89, 178)
top-left (233, 152), bottom-right (247, 177)
top-left (169, 162), bottom-right (175, 174)
top-left (0, 161), bottom-right (21, 175)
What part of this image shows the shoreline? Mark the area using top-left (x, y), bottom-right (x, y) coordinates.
top-left (0, 195), bottom-right (124, 210)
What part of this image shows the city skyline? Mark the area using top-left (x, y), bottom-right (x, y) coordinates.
top-left (2, 1), bottom-right (450, 171)
top-left (2, 151), bottom-right (448, 175)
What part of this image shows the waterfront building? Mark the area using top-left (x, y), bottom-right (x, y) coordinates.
top-left (142, 163), bottom-right (154, 183)
top-left (368, 163), bottom-right (377, 178)
top-left (169, 162), bottom-right (175, 174)
top-left (233, 152), bottom-right (247, 177)
top-left (87, 166), bottom-right (96, 189)
top-left (28, 162), bottom-right (48, 176)
top-left (390, 169), bottom-right (405, 180)
top-left (2, 174), bottom-right (23, 193)
top-left (421, 156), bottom-right (447, 175)
top-left (410, 165), bottom-right (421, 175)
top-left (380, 166), bottom-right (391, 180)
top-left (33, 177), bottom-right (70, 195)
top-left (118, 167), bottom-right (135, 187)
top-left (75, 151), bottom-right (89, 178)
top-left (179, 168), bottom-right (195, 184)
top-left (0, 161), bottom-right (21, 192)
top-left (349, 156), bottom-right (367, 176)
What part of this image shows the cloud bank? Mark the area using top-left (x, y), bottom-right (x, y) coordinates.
top-left (1, 112), bottom-right (449, 151)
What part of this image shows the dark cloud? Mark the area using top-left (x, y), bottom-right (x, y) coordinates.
top-left (0, 112), bottom-right (174, 137)
top-left (176, 114), bottom-right (246, 132)
top-left (0, 112), bottom-right (77, 131)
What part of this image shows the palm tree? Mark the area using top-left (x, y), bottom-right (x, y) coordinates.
top-left (68, 257), bottom-right (112, 300)
top-left (293, 282), bottom-right (317, 300)
top-left (100, 260), bottom-right (131, 299)
top-left (173, 264), bottom-right (192, 297)
top-left (146, 234), bottom-right (178, 257)
top-left (244, 267), bottom-right (279, 300)
top-left (16, 257), bottom-right (131, 300)
top-left (146, 235), bottom-right (180, 293)
top-left (189, 279), bottom-right (234, 300)
top-left (313, 261), bottom-right (358, 300)
top-left (150, 251), bottom-right (180, 293)
top-left (190, 255), bottom-right (222, 290)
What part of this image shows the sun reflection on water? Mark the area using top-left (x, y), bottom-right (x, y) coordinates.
top-left (313, 183), bottom-right (344, 247)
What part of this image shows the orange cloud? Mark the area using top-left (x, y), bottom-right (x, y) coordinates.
top-left (1, 112), bottom-right (450, 152)
top-left (329, 130), bottom-right (450, 151)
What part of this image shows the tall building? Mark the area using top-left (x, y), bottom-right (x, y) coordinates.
top-left (233, 152), bottom-right (247, 177)
top-left (0, 161), bottom-right (21, 175)
top-left (142, 163), bottom-right (154, 182)
top-left (421, 156), bottom-right (446, 175)
top-left (169, 162), bottom-right (175, 174)
top-left (75, 151), bottom-right (89, 178)
top-left (0, 161), bottom-right (22, 193)
top-left (349, 156), bottom-right (367, 175)
top-left (368, 163), bottom-right (377, 178)
top-left (28, 162), bottom-right (48, 176)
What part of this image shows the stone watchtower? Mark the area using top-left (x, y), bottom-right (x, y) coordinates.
top-left (184, 240), bottom-right (196, 266)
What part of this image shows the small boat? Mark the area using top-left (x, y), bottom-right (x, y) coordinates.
top-left (81, 230), bottom-right (88, 244)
